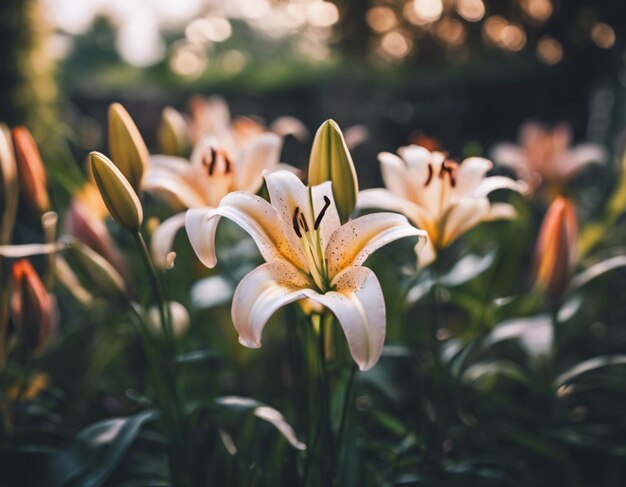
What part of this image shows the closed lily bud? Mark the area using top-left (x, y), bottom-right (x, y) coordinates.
top-left (89, 151), bottom-right (143, 232)
top-left (66, 239), bottom-right (127, 301)
top-left (157, 106), bottom-right (190, 157)
top-left (12, 127), bottom-right (50, 215)
top-left (308, 119), bottom-right (359, 223)
top-left (0, 124), bottom-right (19, 244)
top-left (147, 301), bottom-right (189, 337)
top-left (534, 196), bottom-right (578, 299)
top-left (10, 259), bottom-right (58, 355)
top-left (108, 103), bottom-right (149, 192)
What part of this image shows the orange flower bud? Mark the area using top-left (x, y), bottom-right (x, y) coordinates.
top-left (10, 259), bottom-right (58, 355)
top-left (534, 196), bottom-right (578, 298)
top-left (12, 127), bottom-right (50, 215)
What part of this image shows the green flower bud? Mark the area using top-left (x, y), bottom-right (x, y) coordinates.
top-left (89, 151), bottom-right (143, 232)
top-left (66, 239), bottom-right (127, 301)
top-left (308, 119), bottom-right (358, 223)
top-left (108, 102), bottom-right (149, 192)
top-left (157, 106), bottom-right (189, 157)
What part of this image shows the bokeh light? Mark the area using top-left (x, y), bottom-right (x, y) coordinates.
top-left (591, 22), bottom-right (616, 49)
top-left (455, 0), bottom-right (486, 22)
top-left (536, 35), bottom-right (563, 64)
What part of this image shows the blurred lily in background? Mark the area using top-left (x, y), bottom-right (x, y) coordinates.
top-left (534, 196), bottom-right (578, 299)
top-left (145, 131), bottom-right (284, 268)
top-left (188, 95), bottom-right (309, 148)
top-left (186, 170), bottom-right (425, 370)
top-left (358, 145), bottom-right (526, 267)
top-left (491, 121), bottom-right (606, 194)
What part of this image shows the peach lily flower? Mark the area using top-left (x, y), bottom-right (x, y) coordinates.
top-left (491, 121), bottom-right (606, 192)
top-left (358, 145), bottom-right (526, 267)
top-left (188, 95), bottom-right (308, 146)
top-left (144, 133), bottom-right (283, 268)
top-left (185, 170), bottom-right (426, 370)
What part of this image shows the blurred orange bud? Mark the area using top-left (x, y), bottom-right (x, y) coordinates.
top-left (534, 196), bottom-right (578, 298)
top-left (12, 127), bottom-right (50, 215)
top-left (10, 259), bottom-right (58, 355)
top-left (409, 130), bottom-right (442, 152)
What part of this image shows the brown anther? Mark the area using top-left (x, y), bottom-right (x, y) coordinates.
top-left (299, 213), bottom-right (309, 232)
top-left (314, 196), bottom-right (331, 230)
top-left (439, 160), bottom-right (458, 187)
top-left (202, 147), bottom-right (218, 176)
top-left (224, 154), bottom-right (233, 174)
top-left (425, 163), bottom-right (434, 186)
top-left (292, 207), bottom-right (302, 238)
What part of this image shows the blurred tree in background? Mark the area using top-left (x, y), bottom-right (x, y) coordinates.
top-left (0, 0), bottom-right (57, 136)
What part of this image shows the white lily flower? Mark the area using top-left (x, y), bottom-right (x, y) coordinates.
top-left (358, 145), bottom-right (526, 267)
top-left (144, 133), bottom-right (283, 268)
top-left (185, 170), bottom-right (426, 371)
top-left (491, 121), bottom-right (606, 192)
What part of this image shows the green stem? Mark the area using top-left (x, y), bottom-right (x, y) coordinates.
top-left (0, 265), bottom-right (10, 371)
top-left (131, 235), bottom-right (192, 487)
top-left (133, 232), bottom-right (173, 345)
top-left (336, 363), bottom-right (357, 462)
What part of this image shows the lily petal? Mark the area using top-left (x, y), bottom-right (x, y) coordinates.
top-left (185, 192), bottom-right (305, 269)
top-left (235, 133), bottom-right (282, 193)
top-left (326, 212), bottom-right (426, 277)
top-left (418, 238), bottom-right (437, 268)
top-left (232, 260), bottom-right (310, 348)
top-left (556, 144), bottom-right (607, 180)
top-left (396, 145), bottom-right (432, 175)
top-left (143, 168), bottom-right (207, 209)
top-left (483, 202), bottom-right (518, 221)
top-left (358, 188), bottom-right (419, 217)
top-left (151, 212), bottom-right (187, 269)
top-left (455, 157), bottom-right (493, 197)
top-left (305, 266), bottom-right (385, 371)
top-left (264, 169), bottom-right (311, 224)
top-left (440, 198), bottom-right (490, 247)
top-left (378, 152), bottom-right (413, 201)
top-left (472, 176), bottom-right (528, 198)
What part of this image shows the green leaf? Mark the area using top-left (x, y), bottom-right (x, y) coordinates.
top-left (45, 410), bottom-right (157, 487)
top-left (565, 254), bottom-right (626, 295)
top-left (439, 251), bottom-right (496, 287)
top-left (484, 315), bottom-right (553, 358)
top-left (554, 355), bottom-right (626, 387)
top-left (204, 396), bottom-right (306, 451)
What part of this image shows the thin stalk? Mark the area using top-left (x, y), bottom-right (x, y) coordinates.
top-left (41, 211), bottom-right (58, 290)
top-left (336, 363), bottom-right (357, 461)
top-left (0, 266), bottom-right (10, 371)
top-left (131, 235), bottom-right (191, 487)
top-left (133, 232), bottom-right (174, 346)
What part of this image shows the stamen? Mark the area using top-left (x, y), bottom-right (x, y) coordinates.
top-left (208, 147), bottom-right (218, 176)
top-left (439, 160), bottom-right (457, 187)
top-left (292, 207), bottom-right (302, 238)
top-left (314, 196), bottom-right (331, 230)
top-left (425, 163), bottom-right (433, 186)
top-left (299, 213), bottom-right (309, 232)
top-left (224, 154), bottom-right (232, 174)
